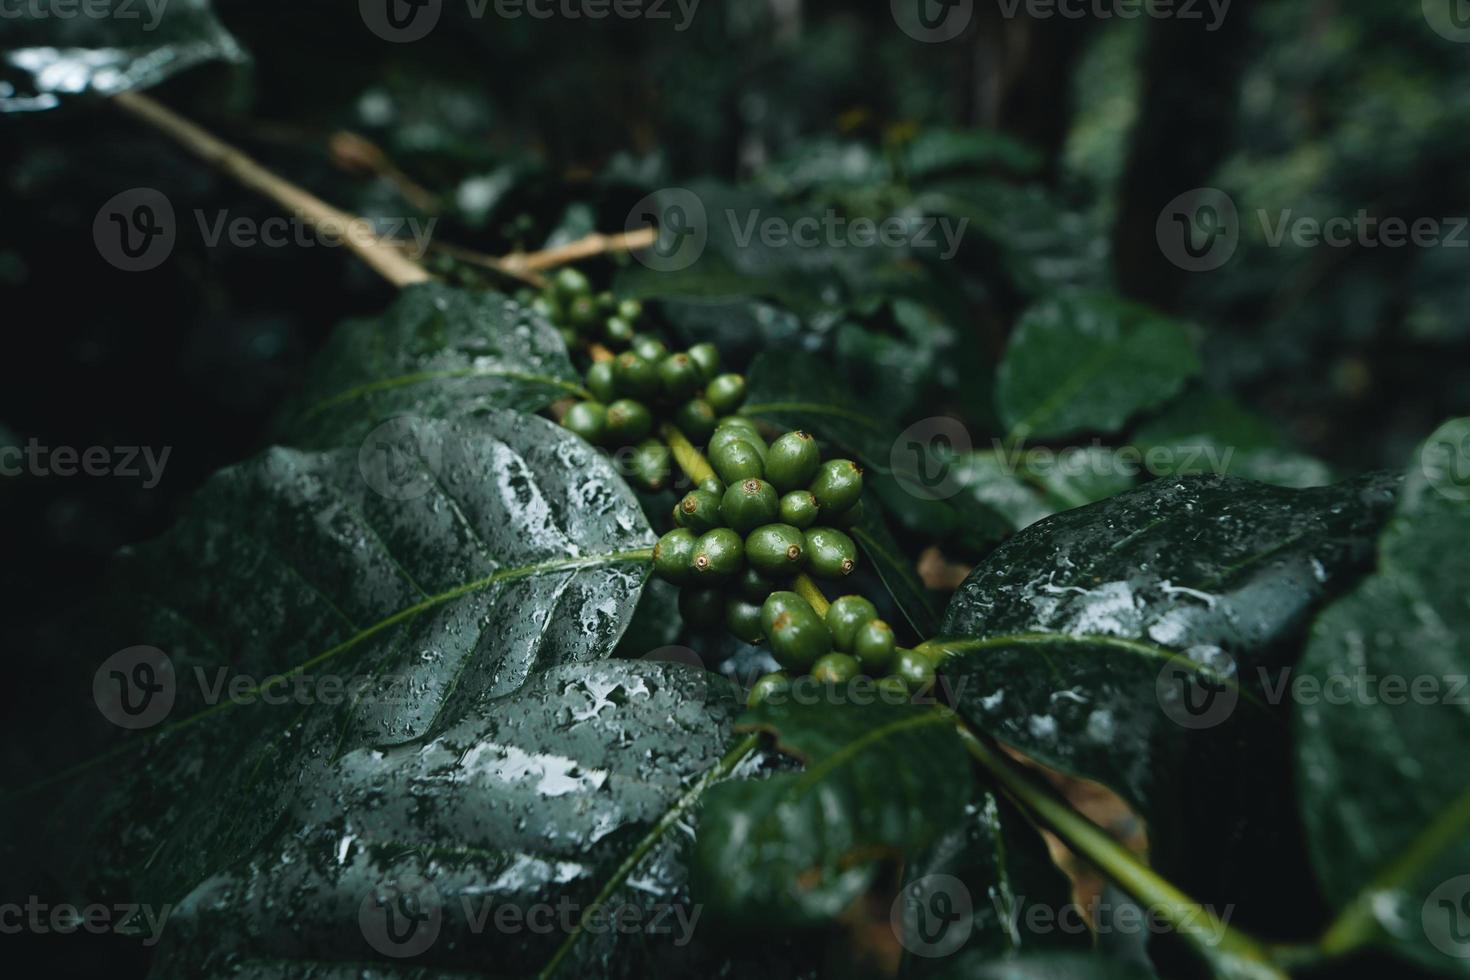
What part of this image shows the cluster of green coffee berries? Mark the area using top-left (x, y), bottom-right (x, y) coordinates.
top-left (522, 267), bottom-right (646, 349)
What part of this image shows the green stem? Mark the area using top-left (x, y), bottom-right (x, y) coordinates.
top-left (661, 423), bottom-right (718, 486)
top-left (539, 732), bottom-right (759, 978)
top-left (956, 726), bottom-right (1287, 980)
top-left (791, 573), bottom-right (830, 617)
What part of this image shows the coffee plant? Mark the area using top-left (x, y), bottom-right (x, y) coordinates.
top-left (3, 5), bottom-right (1468, 980)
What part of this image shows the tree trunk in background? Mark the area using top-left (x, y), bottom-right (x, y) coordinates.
top-left (1111, 3), bottom-right (1256, 310)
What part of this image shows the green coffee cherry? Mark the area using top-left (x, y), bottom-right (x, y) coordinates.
top-left (530, 295), bottom-right (559, 321)
top-left (630, 438), bottom-right (671, 491)
top-left (604, 316), bottom-right (635, 346)
top-left (596, 290), bottom-right (617, 312)
top-left (679, 587), bottom-right (725, 629)
top-left (632, 334), bottom-right (668, 362)
top-left (778, 490), bottom-right (820, 529)
top-left (562, 401), bottom-right (607, 445)
top-left (826, 499), bottom-right (865, 529)
top-left (566, 295), bottom-right (599, 329)
top-left (748, 671), bottom-right (789, 708)
top-left (709, 426), bottom-right (767, 464)
top-left (699, 477), bottom-right (724, 495)
top-left (876, 674), bottom-right (911, 701)
top-left (585, 361), bottom-right (617, 403)
top-left (805, 526), bottom-right (858, 579)
top-left (852, 619), bottom-right (896, 672)
top-left (688, 342), bottom-right (720, 380)
top-left (658, 353), bottom-right (703, 402)
top-left (617, 298), bottom-right (643, 322)
top-left (715, 415), bottom-right (762, 438)
top-left (613, 352), bottom-right (659, 401)
top-left (553, 266), bottom-right (591, 300)
top-left (692, 528), bottom-right (743, 582)
top-left (724, 598), bottom-right (765, 644)
top-left (652, 528), bottom-right (696, 584)
top-left (892, 648), bottom-right (936, 694)
top-left (721, 478), bottom-right (780, 534)
top-left (736, 566), bottom-right (777, 603)
top-left (673, 488), bottom-right (723, 533)
top-left (746, 523), bottom-right (806, 576)
top-left (809, 459), bottom-right (864, 513)
top-left (765, 595), bottom-right (832, 671)
top-left (826, 595), bottom-right (878, 652)
top-left (605, 399), bottom-right (653, 443)
top-left (760, 590), bottom-right (814, 636)
top-left (811, 653), bottom-right (860, 685)
top-left (766, 431), bottom-right (820, 493)
top-left (673, 399), bottom-right (718, 443)
top-left (710, 439), bottom-right (764, 485)
top-left (705, 373), bottom-right (748, 415)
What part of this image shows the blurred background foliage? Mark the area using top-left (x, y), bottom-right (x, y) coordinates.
top-left (2, 0), bottom-right (1467, 626)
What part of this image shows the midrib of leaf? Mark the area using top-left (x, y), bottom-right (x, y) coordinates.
top-left (537, 732), bottom-right (762, 979)
top-left (1320, 780), bottom-right (1470, 956)
top-left (297, 367), bottom-right (591, 422)
top-left (8, 546), bottom-right (654, 801)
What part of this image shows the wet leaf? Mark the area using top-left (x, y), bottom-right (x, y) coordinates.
top-left (693, 697), bottom-right (970, 927)
top-left (276, 283), bottom-right (584, 449)
top-left (930, 952), bottom-right (1158, 979)
top-left (1295, 418), bottom-right (1470, 974)
top-left (0, 0), bottom-right (245, 112)
top-left (995, 293), bottom-right (1199, 443)
top-left (52, 412), bottom-right (654, 905)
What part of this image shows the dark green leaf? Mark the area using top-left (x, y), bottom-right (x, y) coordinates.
top-left (53, 412), bottom-right (653, 904)
top-left (1295, 418), bottom-right (1470, 974)
top-left (851, 500), bottom-right (941, 638)
top-left (995, 294), bottom-right (1200, 442)
top-left (931, 952), bottom-right (1158, 980)
top-left (0, 0), bottom-right (245, 112)
top-left (694, 698), bottom-right (971, 927)
top-left (275, 283), bottom-right (585, 449)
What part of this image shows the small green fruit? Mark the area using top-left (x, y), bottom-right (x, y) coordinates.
top-left (778, 490), bottom-right (820, 529)
top-left (826, 595), bottom-right (878, 652)
top-left (692, 528), bottom-right (743, 582)
top-left (652, 528), bottom-right (696, 584)
top-left (658, 353), bottom-right (703, 402)
top-left (724, 598), bottom-right (765, 644)
top-left (553, 267), bottom-right (591, 300)
top-left (736, 566), bottom-right (777, 602)
top-left (765, 596), bottom-right (832, 670)
top-left (673, 489), bottom-right (723, 533)
top-left (826, 498), bottom-right (865, 529)
top-left (705, 373), bottom-right (748, 415)
top-left (766, 431), bottom-right (820, 492)
top-left (748, 671), bottom-right (789, 708)
top-left (613, 352), bottom-right (659, 400)
top-left (760, 590), bottom-right (814, 636)
top-left (562, 401), bottom-right (607, 445)
top-left (892, 648), bottom-right (936, 694)
top-left (745, 523), bottom-right (807, 576)
top-left (721, 478), bottom-right (780, 535)
top-left (811, 652), bottom-right (860, 685)
top-left (805, 526), bottom-right (858, 579)
top-left (852, 619), bottom-right (896, 672)
top-left (566, 294), bottom-right (599, 329)
top-left (688, 342), bottom-right (719, 380)
top-left (809, 459), bottom-right (864, 513)
top-left (673, 399), bottom-right (718, 443)
top-left (632, 334), bottom-right (668, 362)
top-left (605, 399), bottom-right (653, 443)
top-left (604, 316), bottom-right (635, 346)
top-left (616, 297), bottom-right (643, 322)
top-left (710, 439), bottom-right (764, 485)
top-left (629, 438), bottom-right (671, 491)
top-left (585, 361), bottom-right (617, 403)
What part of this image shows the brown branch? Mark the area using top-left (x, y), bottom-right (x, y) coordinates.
top-left (501, 227), bottom-right (657, 274)
top-left (112, 91), bottom-right (433, 289)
